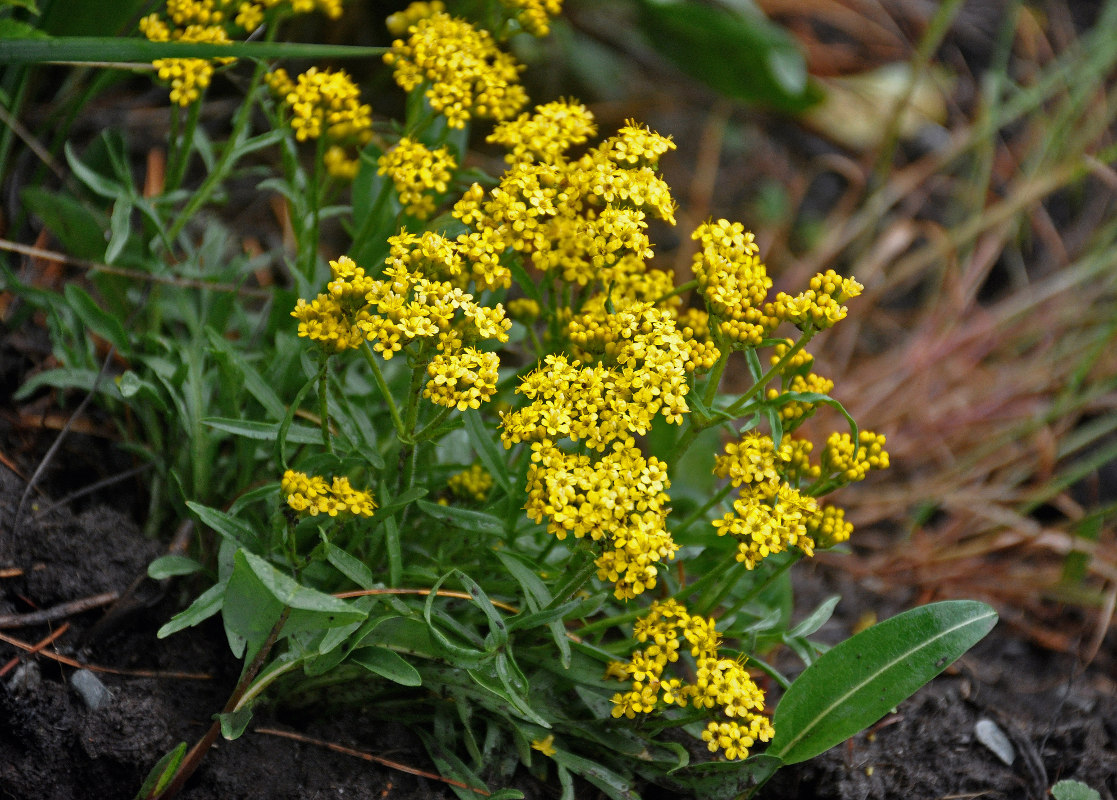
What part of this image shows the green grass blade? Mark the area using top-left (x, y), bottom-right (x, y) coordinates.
top-left (0, 37), bottom-right (386, 65)
top-left (769, 600), bottom-right (997, 764)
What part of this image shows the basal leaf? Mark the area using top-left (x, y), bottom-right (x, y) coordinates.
top-left (769, 600), bottom-right (997, 764)
top-left (351, 645), bottom-right (422, 686)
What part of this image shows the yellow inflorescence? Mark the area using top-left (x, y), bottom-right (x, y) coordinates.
top-left (267, 67), bottom-right (372, 179)
top-left (691, 219), bottom-right (779, 347)
top-left (487, 99), bottom-right (596, 164)
top-left (821, 431), bottom-right (890, 483)
top-left (499, 0), bottom-right (563, 36)
top-left (281, 469), bottom-right (377, 517)
top-left (447, 464), bottom-right (493, 502)
top-left (609, 600), bottom-right (774, 760)
top-left (767, 372), bottom-right (835, 425)
top-left (378, 138), bottom-right (458, 219)
top-left (765, 269), bottom-right (864, 331)
top-left (384, 9), bottom-right (528, 128)
top-left (141, 0), bottom-right (343, 107)
top-left (808, 504), bottom-right (854, 549)
top-left (424, 347), bottom-right (500, 410)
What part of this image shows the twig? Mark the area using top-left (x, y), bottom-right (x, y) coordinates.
top-left (0, 591), bottom-right (120, 629)
top-left (0, 622), bottom-right (69, 678)
top-left (254, 727), bottom-right (490, 795)
top-left (13, 344), bottom-right (117, 528)
top-left (0, 238), bottom-right (271, 297)
top-left (32, 463), bottom-right (153, 520)
top-left (0, 630), bottom-right (210, 679)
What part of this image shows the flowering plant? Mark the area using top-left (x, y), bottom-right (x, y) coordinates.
top-left (3, 1), bottom-right (997, 797)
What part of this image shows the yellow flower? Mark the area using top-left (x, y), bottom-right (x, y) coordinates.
top-left (821, 430), bottom-right (889, 483)
top-left (281, 469), bottom-right (376, 517)
top-left (384, 10), bottom-right (527, 128)
top-left (447, 464), bottom-right (494, 502)
top-left (531, 734), bottom-right (557, 757)
top-left (378, 137), bottom-right (458, 219)
top-left (487, 99), bottom-right (596, 164)
top-left (499, 0), bottom-right (563, 37)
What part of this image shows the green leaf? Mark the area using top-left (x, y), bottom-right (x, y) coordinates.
top-left (157, 580), bottom-right (226, 638)
top-left (203, 416), bottom-right (324, 444)
top-left (64, 141), bottom-right (126, 199)
top-left (105, 198), bottom-right (131, 264)
top-left (186, 500), bottom-right (263, 553)
top-left (0, 37), bottom-right (387, 65)
top-left (0, 19), bottom-right (49, 40)
top-left (416, 498), bottom-right (504, 535)
top-left (351, 645), bottom-right (422, 686)
top-left (462, 409), bottom-right (513, 496)
top-left (14, 367), bottom-right (120, 401)
top-left (550, 750), bottom-right (637, 800)
top-left (20, 186), bottom-right (107, 260)
top-left (217, 707), bottom-right (254, 741)
top-left (63, 284), bottom-right (130, 355)
top-left (222, 549), bottom-right (365, 658)
top-left (147, 554), bottom-right (203, 580)
top-left (133, 742), bottom-right (187, 800)
top-left (633, 0), bottom-right (820, 112)
top-left (324, 541), bottom-right (375, 590)
top-left (204, 329), bottom-right (286, 420)
top-left (663, 754), bottom-right (782, 799)
top-left (1051, 780), bottom-right (1101, 800)
top-left (117, 370), bottom-right (169, 413)
top-left (770, 600), bottom-right (998, 764)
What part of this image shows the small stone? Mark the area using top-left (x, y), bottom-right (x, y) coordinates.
top-left (70, 668), bottom-right (113, 711)
top-left (6, 661), bottom-right (41, 695)
top-left (975, 718), bottom-right (1015, 766)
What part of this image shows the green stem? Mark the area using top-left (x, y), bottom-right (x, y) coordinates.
top-left (317, 350), bottom-right (333, 454)
top-left (359, 342), bottom-right (406, 437)
top-left (298, 134), bottom-right (326, 280)
top-left (412, 404), bottom-right (454, 442)
top-left (722, 551), bottom-right (801, 622)
top-left (650, 278), bottom-right (698, 306)
top-left (166, 53), bottom-right (272, 244)
top-left (671, 481), bottom-right (733, 534)
top-left (165, 98), bottom-right (201, 193)
top-left (723, 328), bottom-right (815, 418)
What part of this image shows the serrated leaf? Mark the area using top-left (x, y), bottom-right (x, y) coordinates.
top-left (770, 600), bottom-right (997, 764)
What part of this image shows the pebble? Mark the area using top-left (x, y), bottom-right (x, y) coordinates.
top-left (975, 717), bottom-right (1015, 766)
top-left (70, 668), bottom-right (113, 711)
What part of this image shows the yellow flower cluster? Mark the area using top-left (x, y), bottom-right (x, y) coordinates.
top-left (447, 464), bottom-right (493, 502)
top-left (524, 439), bottom-right (677, 600)
top-left (425, 347), bottom-right (500, 410)
top-left (807, 504), bottom-right (854, 549)
top-left (487, 99), bottom-right (596, 164)
top-left (610, 600), bottom-right (774, 761)
top-left (292, 245), bottom-right (510, 412)
top-left (385, 0), bottom-right (443, 35)
top-left (765, 269), bottom-right (864, 332)
top-left (503, 301), bottom-right (698, 450)
top-left (821, 431), bottom-right (890, 483)
top-left (377, 137), bottom-right (458, 219)
top-left (691, 219), bottom-right (778, 347)
top-left (384, 9), bottom-right (528, 128)
top-left (711, 433), bottom-right (821, 569)
top-left (499, 0), bottom-right (563, 37)
top-left (281, 469), bottom-right (377, 517)
top-left (267, 67), bottom-right (372, 179)
top-left (140, 0), bottom-right (342, 107)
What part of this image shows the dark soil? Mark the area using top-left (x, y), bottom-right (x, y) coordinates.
top-left (2, 453), bottom-right (1115, 800)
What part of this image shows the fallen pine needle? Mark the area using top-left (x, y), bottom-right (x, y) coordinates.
top-left (0, 630), bottom-right (211, 679)
top-left (254, 727), bottom-right (490, 795)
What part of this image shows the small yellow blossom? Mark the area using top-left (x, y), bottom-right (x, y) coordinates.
top-left (531, 734), bottom-right (557, 757)
top-left (499, 0), bottom-right (563, 37)
top-left (821, 430), bottom-right (889, 483)
top-left (378, 138), bottom-right (457, 219)
top-left (281, 469), bottom-right (376, 517)
top-left (447, 464), bottom-right (493, 502)
top-left (487, 99), bottom-right (596, 164)
top-left (384, 10), bottom-right (527, 128)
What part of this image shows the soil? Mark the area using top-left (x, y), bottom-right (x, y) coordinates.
top-left (2, 445), bottom-right (1115, 800)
